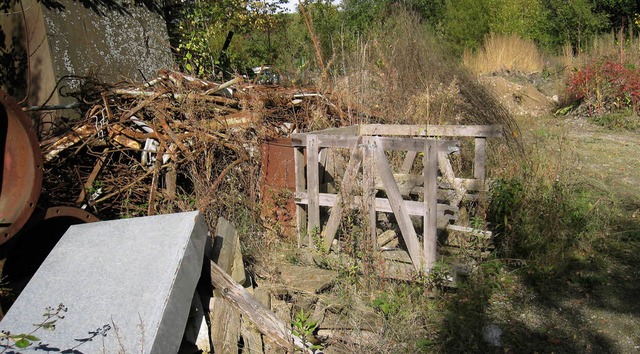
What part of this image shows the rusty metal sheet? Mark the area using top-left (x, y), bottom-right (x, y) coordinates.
top-left (260, 138), bottom-right (297, 233)
top-left (0, 90), bottom-right (43, 244)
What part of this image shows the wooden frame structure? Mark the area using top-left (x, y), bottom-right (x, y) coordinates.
top-left (292, 124), bottom-right (502, 273)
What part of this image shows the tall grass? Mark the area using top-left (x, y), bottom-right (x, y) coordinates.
top-left (463, 33), bottom-right (545, 75)
top-left (329, 11), bottom-right (521, 149)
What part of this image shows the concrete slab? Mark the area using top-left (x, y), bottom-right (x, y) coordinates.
top-left (0, 210), bottom-right (208, 353)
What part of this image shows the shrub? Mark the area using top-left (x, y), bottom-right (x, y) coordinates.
top-left (567, 59), bottom-right (640, 115)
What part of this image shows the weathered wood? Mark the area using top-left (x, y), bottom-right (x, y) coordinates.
top-left (446, 224), bottom-right (493, 237)
top-left (379, 136), bottom-right (459, 152)
top-left (307, 135), bottom-right (320, 246)
top-left (438, 152), bottom-right (466, 206)
top-left (424, 141), bottom-right (438, 272)
top-left (240, 287), bottom-right (265, 354)
top-left (295, 192), bottom-right (459, 220)
top-left (400, 150), bottom-right (418, 174)
top-left (323, 140), bottom-right (363, 251)
top-left (308, 125), bottom-right (360, 136)
top-left (209, 261), bottom-right (312, 352)
top-left (294, 147), bottom-right (307, 247)
top-left (293, 134), bottom-right (460, 151)
top-left (210, 217), bottom-right (242, 354)
top-left (373, 137), bottom-right (422, 271)
top-left (360, 124), bottom-right (503, 138)
top-left (474, 137), bottom-right (487, 180)
top-left (381, 249), bottom-right (413, 263)
top-left (362, 139), bottom-right (377, 251)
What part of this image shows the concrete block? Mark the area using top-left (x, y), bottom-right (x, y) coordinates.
top-left (0, 210), bottom-right (208, 354)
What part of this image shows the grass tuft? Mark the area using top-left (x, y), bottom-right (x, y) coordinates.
top-left (463, 33), bottom-right (545, 76)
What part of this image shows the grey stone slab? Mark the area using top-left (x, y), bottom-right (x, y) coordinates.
top-left (0, 210), bottom-right (208, 354)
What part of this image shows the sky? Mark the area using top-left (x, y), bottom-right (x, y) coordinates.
top-left (280, 0), bottom-right (342, 13)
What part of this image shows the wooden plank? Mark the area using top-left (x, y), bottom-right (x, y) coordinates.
top-left (373, 137), bottom-right (422, 271)
top-left (424, 142), bottom-right (438, 272)
top-left (438, 152), bottom-right (466, 206)
top-left (210, 217), bottom-right (242, 354)
top-left (294, 147), bottom-right (307, 247)
top-left (210, 298), bottom-right (240, 354)
top-left (400, 150), bottom-right (418, 174)
top-left (378, 137), bottom-right (459, 152)
top-left (381, 250), bottom-right (413, 263)
top-left (316, 135), bottom-right (360, 148)
top-left (360, 124), bottom-right (503, 138)
top-left (307, 135), bottom-right (320, 247)
top-left (446, 224), bottom-right (493, 237)
top-left (241, 287), bottom-right (265, 354)
top-left (474, 137), bottom-right (487, 180)
top-left (295, 192), bottom-right (459, 218)
top-left (322, 140), bottom-right (363, 251)
top-left (209, 261), bottom-right (313, 352)
top-left (308, 125), bottom-right (360, 135)
top-left (362, 138), bottom-right (377, 251)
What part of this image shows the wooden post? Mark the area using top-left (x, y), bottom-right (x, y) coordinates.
top-left (322, 139), bottom-right (363, 251)
top-left (400, 150), bottom-right (418, 174)
top-left (294, 146), bottom-right (307, 247)
top-left (362, 137), bottom-right (377, 252)
top-left (474, 137), bottom-right (487, 180)
top-left (373, 137), bottom-right (423, 271)
top-left (307, 135), bottom-right (320, 247)
top-left (424, 141), bottom-right (438, 272)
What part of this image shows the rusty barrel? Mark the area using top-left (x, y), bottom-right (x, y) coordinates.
top-left (0, 90), bottom-right (43, 245)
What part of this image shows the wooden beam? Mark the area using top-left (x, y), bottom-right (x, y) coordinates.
top-left (308, 125), bottom-right (360, 135)
top-left (424, 142), bottom-right (438, 272)
top-left (322, 139), bottom-right (363, 251)
top-left (400, 150), bottom-right (418, 174)
top-left (294, 192), bottom-right (459, 218)
top-left (373, 137), bottom-right (422, 271)
top-left (307, 135), bottom-right (320, 247)
top-left (294, 147), bottom-right (307, 247)
top-left (360, 124), bottom-right (503, 138)
top-left (362, 138), bottom-right (377, 251)
top-left (474, 137), bottom-right (487, 180)
top-left (378, 137), bottom-right (459, 152)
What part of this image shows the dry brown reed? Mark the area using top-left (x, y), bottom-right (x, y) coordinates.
top-left (463, 33), bottom-right (545, 75)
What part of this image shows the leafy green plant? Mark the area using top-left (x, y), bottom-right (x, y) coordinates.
top-left (291, 308), bottom-right (322, 352)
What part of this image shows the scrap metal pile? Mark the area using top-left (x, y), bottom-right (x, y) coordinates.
top-left (38, 70), bottom-right (347, 220)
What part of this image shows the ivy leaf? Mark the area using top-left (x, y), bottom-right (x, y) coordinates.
top-left (186, 63), bottom-right (193, 72)
top-left (14, 338), bottom-right (31, 348)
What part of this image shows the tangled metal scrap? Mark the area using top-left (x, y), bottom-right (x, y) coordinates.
top-left (38, 70), bottom-right (346, 221)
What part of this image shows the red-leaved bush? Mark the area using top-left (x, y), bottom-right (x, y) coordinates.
top-left (567, 59), bottom-right (640, 115)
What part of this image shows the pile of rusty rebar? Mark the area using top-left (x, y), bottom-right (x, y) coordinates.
top-left (37, 70), bottom-right (346, 221)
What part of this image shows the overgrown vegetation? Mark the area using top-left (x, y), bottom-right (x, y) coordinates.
top-left (160, 1), bottom-right (640, 352)
top-left (4, 0), bottom-right (640, 352)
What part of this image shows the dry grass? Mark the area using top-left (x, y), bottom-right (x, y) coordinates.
top-left (329, 11), bottom-right (521, 152)
top-left (463, 33), bottom-right (545, 75)
top-left (561, 28), bottom-right (640, 69)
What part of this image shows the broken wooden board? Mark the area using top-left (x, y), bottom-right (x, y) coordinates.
top-left (271, 263), bottom-right (337, 294)
top-left (210, 217), bottom-right (245, 354)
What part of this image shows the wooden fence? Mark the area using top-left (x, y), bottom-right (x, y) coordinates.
top-left (291, 124), bottom-right (502, 273)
